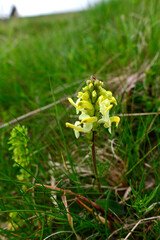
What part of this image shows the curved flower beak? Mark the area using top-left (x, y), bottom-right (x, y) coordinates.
top-left (105, 104), bottom-right (113, 113)
top-left (66, 115), bottom-right (98, 139)
top-left (80, 116), bottom-right (97, 124)
top-left (65, 122), bottom-right (84, 132)
top-left (110, 116), bottom-right (120, 127)
top-left (110, 97), bottom-right (117, 105)
top-left (68, 98), bottom-right (77, 108)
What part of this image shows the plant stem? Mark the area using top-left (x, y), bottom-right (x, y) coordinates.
top-left (91, 131), bottom-right (101, 192)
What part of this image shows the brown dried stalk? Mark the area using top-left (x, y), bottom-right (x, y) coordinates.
top-left (36, 183), bottom-right (115, 226)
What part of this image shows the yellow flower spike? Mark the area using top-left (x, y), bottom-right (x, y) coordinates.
top-left (110, 116), bottom-right (120, 127)
top-left (68, 98), bottom-right (77, 108)
top-left (105, 104), bottom-right (113, 113)
top-left (80, 116), bottom-right (97, 124)
top-left (66, 76), bottom-right (120, 194)
top-left (66, 76), bottom-right (120, 139)
top-left (65, 122), bottom-right (85, 132)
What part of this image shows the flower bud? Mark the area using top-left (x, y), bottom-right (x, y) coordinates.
top-left (82, 91), bottom-right (90, 101)
top-left (105, 91), bottom-right (112, 98)
top-left (82, 86), bottom-right (89, 91)
top-left (92, 90), bottom-right (97, 98)
top-left (89, 83), bottom-right (94, 91)
top-left (92, 90), bottom-right (97, 103)
top-left (86, 80), bottom-right (91, 85)
top-left (99, 81), bottom-right (103, 86)
top-left (94, 79), bottom-right (100, 86)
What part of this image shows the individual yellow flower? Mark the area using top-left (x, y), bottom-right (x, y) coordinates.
top-left (66, 121), bottom-right (83, 139)
top-left (97, 96), bottom-right (120, 133)
top-left (66, 114), bottom-right (97, 138)
top-left (68, 97), bottom-right (94, 115)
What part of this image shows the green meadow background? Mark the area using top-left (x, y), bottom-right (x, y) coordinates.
top-left (0, 0), bottom-right (160, 239)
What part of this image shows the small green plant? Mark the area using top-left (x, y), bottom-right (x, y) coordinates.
top-left (129, 182), bottom-right (160, 215)
top-left (66, 75), bottom-right (120, 191)
top-left (8, 125), bottom-right (31, 230)
top-left (8, 124), bottom-right (30, 182)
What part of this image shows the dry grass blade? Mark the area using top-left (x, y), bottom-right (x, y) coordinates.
top-left (76, 198), bottom-right (106, 226)
top-left (62, 193), bottom-right (74, 230)
top-left (107, 53), bottom-right (159, 96)
top-left (61, 193), bottom-right (81, 240)
top-left (36, 184), bottom-right (106, 213)
top-left (36, 183), bottom-right (117, 228)
top-left (43, 231), bottom-right (73, 240)
top-left (36, 184), bottom-right (105, 214)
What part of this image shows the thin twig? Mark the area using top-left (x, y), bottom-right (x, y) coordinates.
top-left (124, 219), bottom-right (141, 240)
top-left (43, 231), bottom-right (72, 240)
top-left (121, 186), bottom-right (131, 203)
top-left (144, 202), bottom-right (160, 214)
top-left (0, 96), bottom-right (68, 129)
top-left (108, 215), bottom-right (160, 239)
top-left (118, 112), bottom-right (160, 117)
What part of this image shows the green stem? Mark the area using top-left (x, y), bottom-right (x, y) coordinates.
top-left (91, 131), bottom-right (101, 192)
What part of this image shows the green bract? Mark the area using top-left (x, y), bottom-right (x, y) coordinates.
top-left (66, 76), bottom-right (120, 138)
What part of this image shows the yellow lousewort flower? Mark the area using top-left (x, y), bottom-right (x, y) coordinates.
top-left (66, 122), bottom-right (85, 132)
top-left (68, 97), bottom-right (77, 108)
top-left (66, 116), bottom-right (97, 139)
top-left (78, 91), bottom-right (90, 101)
top-left (66, 76), bottom-right (120, 138)
top-left (77, 100), bottom-right (94, 111)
